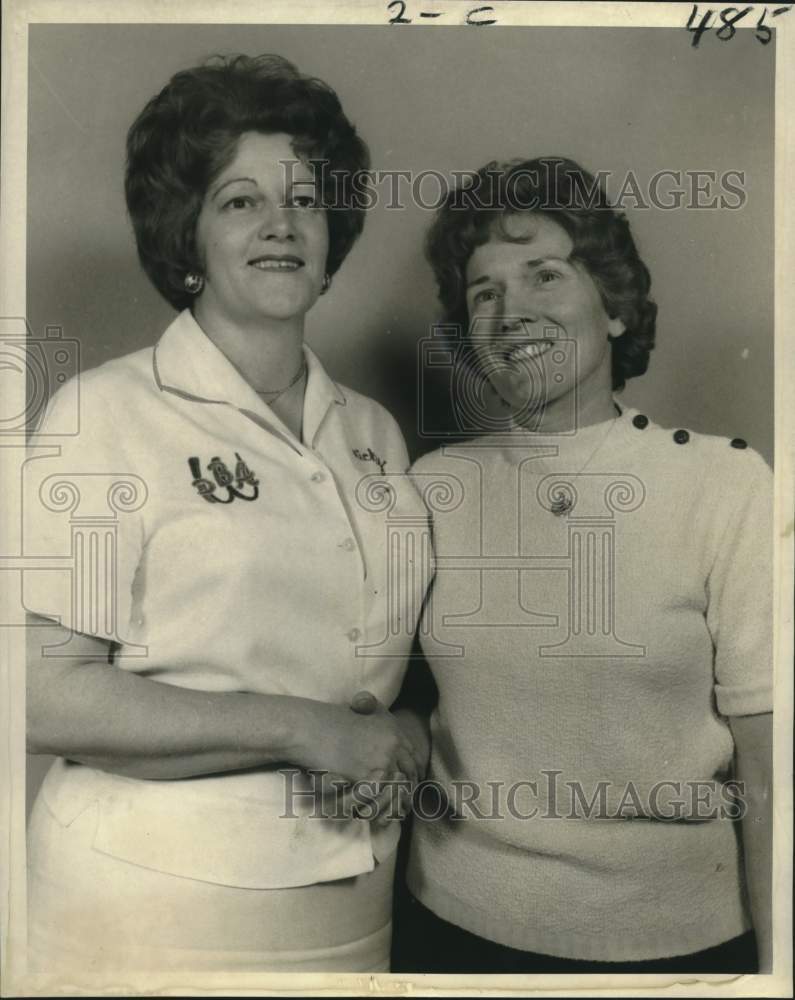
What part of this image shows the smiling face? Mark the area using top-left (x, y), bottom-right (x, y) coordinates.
top-left (465, 213), bottom-right (625, 428)
top-left (193, 131), bottom-right (329, 333)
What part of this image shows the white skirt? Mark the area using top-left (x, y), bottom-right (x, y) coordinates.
top-left (27, 792), bottom-right (395, 974)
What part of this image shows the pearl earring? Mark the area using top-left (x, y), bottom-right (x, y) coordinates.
top-left (184, 272), bottom-right (204, 295)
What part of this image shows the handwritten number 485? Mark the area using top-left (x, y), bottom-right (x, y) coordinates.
top-left (686, 4), bottom-right (793, 46)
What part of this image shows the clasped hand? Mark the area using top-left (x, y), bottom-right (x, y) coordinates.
top-left (305, 691), bottom-right (424, 825)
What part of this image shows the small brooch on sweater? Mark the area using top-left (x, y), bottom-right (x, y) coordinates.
top-left (549, 490), bottom-right (574, 516)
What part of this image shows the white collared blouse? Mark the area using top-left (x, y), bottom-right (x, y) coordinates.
top-left (24, 309), bottom-right (429, 888)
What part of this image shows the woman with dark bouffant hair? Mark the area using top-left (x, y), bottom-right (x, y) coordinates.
top-left (25, 54), bottom-right (428, 973)
top-left (394, 158), bottom-right (772, 974)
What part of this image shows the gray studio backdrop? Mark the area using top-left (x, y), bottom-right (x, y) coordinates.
top-left (26, 23), bottom-right (774, 805)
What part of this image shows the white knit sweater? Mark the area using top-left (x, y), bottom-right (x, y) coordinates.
top-left (407, 405), bottom-right (772, 962)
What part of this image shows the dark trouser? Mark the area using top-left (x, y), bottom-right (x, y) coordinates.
top-left (391, 891), bottom-right (758, 974)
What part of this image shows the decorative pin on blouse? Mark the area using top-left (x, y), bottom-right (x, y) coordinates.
top-left (188, 453), bottom-right (260, 504)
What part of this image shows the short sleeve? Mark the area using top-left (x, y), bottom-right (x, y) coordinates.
top-left (706, 448), bottom-right (773, 717)
top-left (23, 376), bottom-right (145, 643)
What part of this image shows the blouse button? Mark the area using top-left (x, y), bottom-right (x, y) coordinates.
top-left (673, 429), bottom-right (690, 445)
top-left (347, 628), bottom-right (361, 643)
top-left (310, 471), bottom-right (325, 483)
top-left (341, 537), bottom-right (356, 552)
top-left (632, 414), bottom-right (649, 430)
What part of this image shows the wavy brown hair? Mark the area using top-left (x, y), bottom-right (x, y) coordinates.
top-left (425, 157), bottom-right (657, 390)
top-left (125, 54), bottom-right (370, 312)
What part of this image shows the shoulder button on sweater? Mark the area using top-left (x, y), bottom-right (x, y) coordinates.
top-left (730, 437), bottom-right (748, 449)
top-left (632, 414), bottom-right (649, 430)
top-left (673, 429), bottom-right (690, 445)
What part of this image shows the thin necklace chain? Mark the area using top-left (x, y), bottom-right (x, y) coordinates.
top-left (523, 412), bottom-right (621, 472)
top-left (540, 414), bottom-right (622, 515)
top-left (254, 358), bottom-right (307, 403)
top-left (569, 414), bottom-right (621, 476)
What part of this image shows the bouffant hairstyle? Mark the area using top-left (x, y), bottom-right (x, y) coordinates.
top-left (125, 54), bottom-right (370, 312)
top-left (425, 157), bottom-right (657, 391)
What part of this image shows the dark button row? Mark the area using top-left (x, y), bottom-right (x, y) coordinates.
top-left (632, 414), bottom-right (747, 450)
